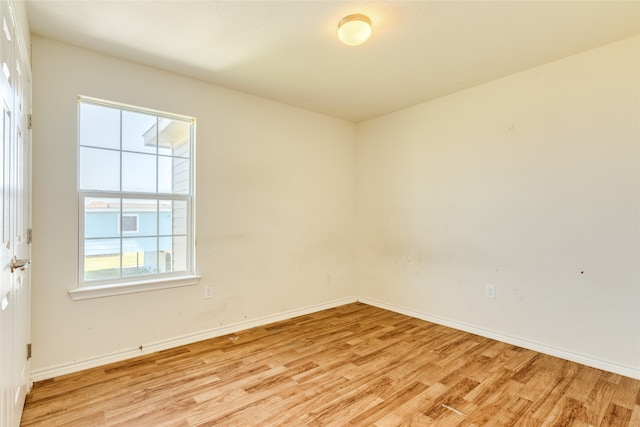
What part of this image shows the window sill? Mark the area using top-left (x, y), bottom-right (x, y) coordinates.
top-left (68, 275), bottom-right (201, 301)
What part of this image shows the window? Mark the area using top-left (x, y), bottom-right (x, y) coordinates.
top-left (76, 96), bottom-right (196, 293)
top-left (120, 214), bottom-right (138, 233)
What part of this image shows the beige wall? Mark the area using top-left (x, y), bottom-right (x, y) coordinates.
top-left (357, 36), bottom-right (640, 376)
top-left (31, 37), bottom-right (357, 375)
top-left (31, 34), bottom-right (639, 379)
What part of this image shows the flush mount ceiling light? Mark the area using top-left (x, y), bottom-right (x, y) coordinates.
top-left (338, 14), bottom-right (372, 46)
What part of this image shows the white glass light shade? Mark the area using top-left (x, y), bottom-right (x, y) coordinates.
top-left (338, 14), bottom-right (372, 46)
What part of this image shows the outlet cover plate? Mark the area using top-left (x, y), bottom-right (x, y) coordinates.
top-left (486, 284), bottom-right (496, 299)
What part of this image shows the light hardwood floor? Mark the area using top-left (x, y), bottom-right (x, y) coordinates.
top-left (21, 303), bottom-right (639, 426)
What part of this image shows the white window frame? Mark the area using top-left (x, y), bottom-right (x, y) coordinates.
top-left (70, 96), bottom-right (199, 300)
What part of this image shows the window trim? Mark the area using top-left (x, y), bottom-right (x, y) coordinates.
top-left (68, 274), bottom-right (201, 300)
top-left (72, 96), bottom-right (198, 298)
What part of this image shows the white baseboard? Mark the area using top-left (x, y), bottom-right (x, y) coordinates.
top-left (31, 295), bottom-right (639, 382)
top-left (358, 296), bottom-right (640, 380)
top-left (30, 295), bottom-right (358, 382)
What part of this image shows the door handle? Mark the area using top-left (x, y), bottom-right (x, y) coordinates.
top-left (10, 256), bottom-right (30, 273)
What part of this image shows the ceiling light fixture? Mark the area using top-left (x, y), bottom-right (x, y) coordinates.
top-left (338, 14), bottom-right (372, 46)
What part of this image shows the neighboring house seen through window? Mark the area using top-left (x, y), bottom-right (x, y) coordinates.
top-left (77, 96), bottom-right (195, 287)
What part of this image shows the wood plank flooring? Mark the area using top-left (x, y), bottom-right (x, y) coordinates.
top-left (21, 303), bottom-right (640, 426)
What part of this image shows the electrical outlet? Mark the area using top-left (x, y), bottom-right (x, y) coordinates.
top-left (485, 284), bottom-right (496, 299)
top-left (204, 285), bottom-right (212, 299)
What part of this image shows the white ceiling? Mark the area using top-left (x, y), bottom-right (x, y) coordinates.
top-left (26, 1), bottom-right (640, 123)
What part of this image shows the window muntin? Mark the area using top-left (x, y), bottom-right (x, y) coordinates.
top-left (78, 97), bottom-right (195, 285)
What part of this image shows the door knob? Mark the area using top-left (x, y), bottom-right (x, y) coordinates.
top-left (10, 256), bottom-right (30, 273)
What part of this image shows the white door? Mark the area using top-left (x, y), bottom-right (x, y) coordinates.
top-left (0, 0), bottom-right (31, 425)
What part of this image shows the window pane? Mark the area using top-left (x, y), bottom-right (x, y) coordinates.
top-left (122, 110), bottom-right (157, 154)
top-left (85, 197), bottom-right (119, 238)
top-left (174, 158), bottom-right (190, 195)
top-left (84, 238), bottom-right (121, 281)
top-left (122, 152), bottom-right (156, 192)
top-left (79, 103), bottom-right (120, 149)
top-left (160, 235), bottom-right (187, 272)
top-left (159, 200), bottom-right (172, 235)
top-left (158, 157), bottom-right (190, 194)
top-left (173, 200), bottom-right (188, 235)
top-left (122, 236), bottom-right (157, 276)
top-left (80, 147), bottom-right (120, 191)
top-left (122, 198), bottom-right (157, 237)
top-left (158, 156), bottom-right (172, 194)
top-left (157, 118), bottom-right (190, 157)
